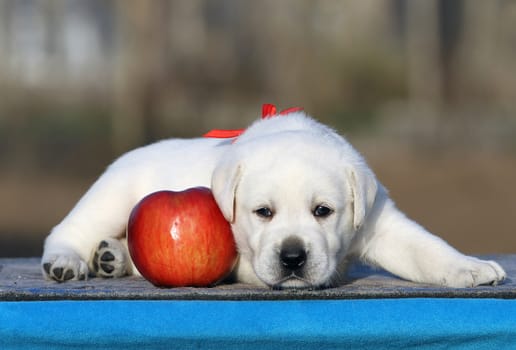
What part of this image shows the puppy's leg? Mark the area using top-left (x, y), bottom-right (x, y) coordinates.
top-left (42, 168), bottom-right (136, 282)
top-left (357, 196), bottom-right (506, 287)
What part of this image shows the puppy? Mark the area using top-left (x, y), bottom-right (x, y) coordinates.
top-left (42, 108), bottom-right (506, 288)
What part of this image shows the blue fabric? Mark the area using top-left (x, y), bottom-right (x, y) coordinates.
top-left (1, 299), bottom-right (515, 349)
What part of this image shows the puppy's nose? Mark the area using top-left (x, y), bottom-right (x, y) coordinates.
top-left (280, 237), bottom-right (307, 271)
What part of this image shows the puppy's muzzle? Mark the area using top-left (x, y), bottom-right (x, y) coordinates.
top-left (271, 236), bottom-right (315, 289)
top-left (280, 236), bottom-right (307, 271)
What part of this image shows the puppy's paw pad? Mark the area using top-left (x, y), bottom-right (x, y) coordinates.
top-left (41, 255), bottom-right (88, 282)
top-left (90, 239), bottom-right (128, 278)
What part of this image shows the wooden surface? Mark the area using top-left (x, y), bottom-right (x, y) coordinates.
top-left (1, 256), bottom-right (515, 301)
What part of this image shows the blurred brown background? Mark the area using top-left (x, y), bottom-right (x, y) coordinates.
top-left (1, 0), bottom-right (515, 257)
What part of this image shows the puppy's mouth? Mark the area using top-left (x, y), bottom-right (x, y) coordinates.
top-left (271, 273), bottom-right (320, 290)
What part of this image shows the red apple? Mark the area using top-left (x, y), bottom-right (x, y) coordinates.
top-left (127, 187), bottom-right (237, 287)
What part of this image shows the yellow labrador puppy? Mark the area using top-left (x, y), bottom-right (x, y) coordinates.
top-left (42, 109), bottom-right (506, 288)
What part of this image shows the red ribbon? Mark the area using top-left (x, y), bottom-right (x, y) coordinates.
top-left (203, 103), bottom-right (303, 139)
top-left (202, 128), bottom-right (245, 139)
top-left (261, 103), bottom-right (304, 118)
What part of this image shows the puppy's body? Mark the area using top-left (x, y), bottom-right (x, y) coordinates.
top-left (42, 112), bottom-right (506, 288)
top-left (43, 137), bottom-right (226, 280)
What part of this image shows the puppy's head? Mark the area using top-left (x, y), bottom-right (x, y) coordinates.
top-left (212, 117), bottom-right (377, 289)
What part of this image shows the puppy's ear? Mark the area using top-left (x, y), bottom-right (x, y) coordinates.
top-left (211, 160), bottom-right (242, 223)
top-left (347, 164), bottom-right (377, 230)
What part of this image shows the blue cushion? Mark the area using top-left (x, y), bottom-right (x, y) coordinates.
top-left (1, 298), bottom-right (516, 349)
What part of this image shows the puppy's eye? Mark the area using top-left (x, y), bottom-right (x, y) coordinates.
top-left (254, 207), bottom-right (273, 219)
top-left (313, 205), bottom-right (333, 218)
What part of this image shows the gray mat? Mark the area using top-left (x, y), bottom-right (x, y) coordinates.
top-left (1, 256), bottom-right (514, 301)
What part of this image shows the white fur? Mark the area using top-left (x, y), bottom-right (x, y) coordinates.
top-left (42, 112), bottom-right (506, 288)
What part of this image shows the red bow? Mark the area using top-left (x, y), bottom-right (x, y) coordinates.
top-left (261, 103), bottom-right (304, 118)
top-left (203, 103), bottom-right (304, 139)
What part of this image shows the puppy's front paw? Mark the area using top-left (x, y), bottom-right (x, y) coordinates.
top-left (42, 254), bottom-right (89, 282)
top-left (443, 257), bottom-right (506, 287)
top-left (89, 239), bottom-right (130, 278)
